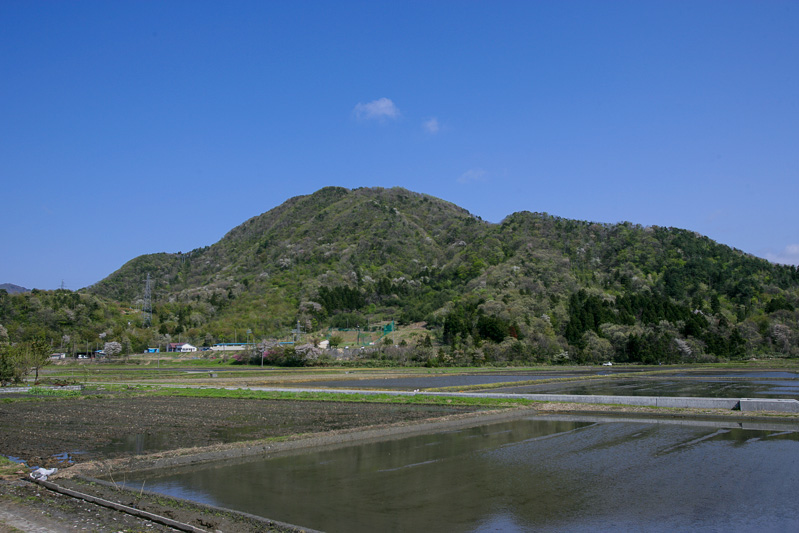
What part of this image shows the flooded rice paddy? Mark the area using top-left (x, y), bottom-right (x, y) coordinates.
top-left (491, 376), bottom-right (799, 399)
top-left (124, 414), bottom-right (799, 532)
top-left (280, 368), bottom-right (653, 390)
top-left (286, 369), bottom-right (799, 400)
top-left (287, 373), bottom-right (585, 390)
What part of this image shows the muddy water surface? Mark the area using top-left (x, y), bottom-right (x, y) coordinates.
top-left (126, 415), bottom-right (799, 532)
top-left (285, 373), bottom-right (584, 389)
top-left (494, 376), bottom-right (799, 399)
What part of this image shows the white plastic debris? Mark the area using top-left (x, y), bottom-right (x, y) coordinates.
top-left (30, 467), bottom-right (57, 481)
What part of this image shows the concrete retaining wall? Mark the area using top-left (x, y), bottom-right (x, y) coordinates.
top-left (0, 385), bottom-right (83, 394)
top-left (740, 398), bottom-right (799, 413)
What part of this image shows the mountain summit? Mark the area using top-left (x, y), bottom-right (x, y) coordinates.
top-left (90, 186), bottom-right (486, 302)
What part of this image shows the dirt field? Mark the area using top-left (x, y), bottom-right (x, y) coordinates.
top-left (0, 395), bottom-right (481, 468)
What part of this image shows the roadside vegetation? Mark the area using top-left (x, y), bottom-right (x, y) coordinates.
top-left (0, 339), bottom-right (51, 385)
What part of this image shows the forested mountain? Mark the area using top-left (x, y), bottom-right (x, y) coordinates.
top-left (2, 186), bottom-right (798, 364)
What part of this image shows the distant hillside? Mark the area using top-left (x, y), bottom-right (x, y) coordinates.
top-left (3, 186), bottom-right (797, 365)
top-left (91, 186), bottom-right (483, 302)
top-left (80, 186), bottom-right (799, 363)
top-left (0, 283), bottom-right (29, 294)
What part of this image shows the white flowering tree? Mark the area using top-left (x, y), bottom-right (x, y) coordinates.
top-left (103, 341), bottom-right (123, 357)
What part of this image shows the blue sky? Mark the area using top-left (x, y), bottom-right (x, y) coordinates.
top-left (2, 1), bottom-right (798, 291)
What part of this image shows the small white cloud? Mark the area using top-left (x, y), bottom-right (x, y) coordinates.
top-left (458, 168), bottom-right (487, 184)
top-left (765, 244), bottom-right (799, 265)
top-left (353, 97), bottom-right (400, 121)
top-left (423, 118), bottom-right (440, 134)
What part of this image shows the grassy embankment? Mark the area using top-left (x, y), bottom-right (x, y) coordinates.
top-left (148, 386), bottom-right (533, 408)
top-left (0, 455), bottom-right (21, 477)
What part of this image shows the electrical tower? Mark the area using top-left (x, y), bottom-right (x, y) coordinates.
top-left (143, 273), bottom-right (153, 327)
top-left (292, 320), bottom-right (303, 343)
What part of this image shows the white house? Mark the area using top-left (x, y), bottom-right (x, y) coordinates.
top-left (179, 343), bottom-right (197, 353)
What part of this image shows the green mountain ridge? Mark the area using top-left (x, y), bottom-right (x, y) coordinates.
top-left (3, 186), bottom-right (798, 364)
top-left (91, 186), bottom-right (481, 301)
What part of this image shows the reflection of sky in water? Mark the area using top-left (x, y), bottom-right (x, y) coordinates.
top-left (283, 370), bottom-right (799, 396)
top-left (125, 416), bottom-right (799, 533)
top-left (287, 374), bottom-right (582, 389)
top-left (284, 369), bottom-right (649, 390)
top-left (492, 377), bottom-right (799, 399)
top-left (671, 371), bottom-right (799, 379)
top-left (490, 379), bottom-right (799, 399)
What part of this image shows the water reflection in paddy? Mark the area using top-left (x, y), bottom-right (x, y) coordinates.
top-left (285, 370), bottom-right (640, 390)
top-left (291, 374), bottom-right (578, 389)
top-left (493, 377), bottom-right (799, 399)
top-left (672, 371), bottom-right (799, 379)
top-left (284, 370), bottom-right (799, 398)
top-left (125, 415), bottom-right (799, 532)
